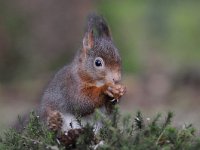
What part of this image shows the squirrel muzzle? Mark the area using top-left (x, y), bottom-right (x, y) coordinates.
top-left (106, 71), bottom-right (121, 84)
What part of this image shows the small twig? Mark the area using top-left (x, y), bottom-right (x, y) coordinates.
top-left (155, 129), bottom-right (165, 145)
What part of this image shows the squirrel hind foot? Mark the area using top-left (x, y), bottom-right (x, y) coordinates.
top-left (47, 110), bottom-right (63, 132)
top-left (57, 128), bottom-right (84, 146)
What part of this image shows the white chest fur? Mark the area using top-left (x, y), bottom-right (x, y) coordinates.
top-left (95, 80), bottom-right (105, 87)
top-left (61, 113), bottom-right (80, 131)
top-left (61, 107), bottom-right (107, 132)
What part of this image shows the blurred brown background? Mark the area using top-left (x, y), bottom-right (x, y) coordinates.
top-left (1, 0), bottom-right (200, 133)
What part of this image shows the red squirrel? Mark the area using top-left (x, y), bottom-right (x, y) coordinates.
top-left (37, 14), bottom-right (126, 145)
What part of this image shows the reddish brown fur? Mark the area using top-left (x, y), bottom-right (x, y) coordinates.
top-left (81, 84), bottom-right (107, 107)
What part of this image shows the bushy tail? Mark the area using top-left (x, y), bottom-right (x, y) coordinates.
top-left (86, 13), bottom-right (111, 39)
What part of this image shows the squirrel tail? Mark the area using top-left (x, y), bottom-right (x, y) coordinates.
top-left (86, 13), bottom-right (111, 39)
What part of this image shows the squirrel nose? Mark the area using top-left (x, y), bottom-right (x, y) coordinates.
top-left (107, 71), bottom-right (121, 83)
top-left (112, 74), bottom-right (121, 83)
top-left (113, 78), bottom-right (120, 83)
top-left (113, 78), bottom-right (118, 83)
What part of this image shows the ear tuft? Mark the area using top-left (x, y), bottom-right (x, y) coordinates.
top-left (87, 13), bottom-right (112, 40)
top-left (98, 17), bottom-right (111, 39)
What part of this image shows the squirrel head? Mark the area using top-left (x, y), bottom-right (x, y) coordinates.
top-left (77, 14), bottom-right (121, 85)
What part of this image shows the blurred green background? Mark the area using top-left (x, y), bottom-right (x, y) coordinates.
top-left (1, 0), bottom-right (200, 132)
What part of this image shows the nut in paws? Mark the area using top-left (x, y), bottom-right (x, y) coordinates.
top-left (104, 83), bottom-right (126, 100)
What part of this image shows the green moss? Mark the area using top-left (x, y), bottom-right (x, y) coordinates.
top-left (0, 107), bottom-right (200, 150)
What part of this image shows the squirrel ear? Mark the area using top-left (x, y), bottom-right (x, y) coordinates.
top-left (83, 30), bottom-right (94, 52)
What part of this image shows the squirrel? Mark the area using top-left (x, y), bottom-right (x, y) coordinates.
top-left (37, 14), bottom-right (126, 145)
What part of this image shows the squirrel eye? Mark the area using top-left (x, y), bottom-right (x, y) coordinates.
top-left (94, 57), bottom-right (104, 68)
top-left (95, 59), bottom-right (102, 67)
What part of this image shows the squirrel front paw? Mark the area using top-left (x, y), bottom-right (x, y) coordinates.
top-left (104, 83), bottom-right (126, 101)
top-left (47, 110), bottom-right (63, 132)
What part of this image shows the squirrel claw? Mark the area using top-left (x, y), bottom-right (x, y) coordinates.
top-left (111, 99), bottom-right (118, 103)
top-left (104, 90), bottom-right (114, 98)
